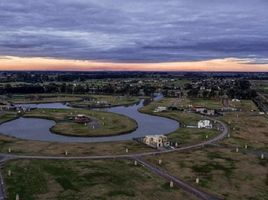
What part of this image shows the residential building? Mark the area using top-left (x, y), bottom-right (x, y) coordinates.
top-left (143, 135), bottom-right (169, 148)
top-left (198, 120), bottom-right (212, 129)
top-left (75, 114), bottom-right (91, 123)
top-left (154, 106), bottom-right (167, 113)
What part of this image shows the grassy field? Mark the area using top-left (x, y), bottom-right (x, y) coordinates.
top-left (219, 112), bottom-right (268, 150)
top-left (23, 108), bottom-right (137, 137)
top-left (70, 95), bottom-right (140, 108)
top-left (230, 99), bottom-right (259, 111)
top-left (211, 99), bottom-right (268, 150)
top-left (6, 94), bottom-right (83, 104)
top-left (145, 148), bottom-right (268, 200)
top-left (3, 159), bottom-right (198, 200)
top-left (189, 98), bottom-right (223, 109)
top-left (0, 111), bottom-right (18, 124)
top-left (251, 80), bottom-right (268, 93)
top-left (168, 128), bottom-right (218, 145)
top-left (2, 94), bottom-right (140, 107)
top-left (0, 133), bottom-right (155, 156)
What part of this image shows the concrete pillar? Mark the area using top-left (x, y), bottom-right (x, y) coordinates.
top-left (170, 181), bottom-right (174, 188)
top-left (65, 150), bottom-right (68, 156)
top-left (196, 178), bottom-right (199, 184)
top-left (158, 159), bottom-right (162, 165)
top-left (125, 148), bottom-right (128, 153)
top-left (261, 153), bottom-right (264, 159)
top-left (134, 160), bottom-right (137, 166)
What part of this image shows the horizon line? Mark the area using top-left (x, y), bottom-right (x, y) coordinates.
top-left (0, 56), bottom-right (268, 72)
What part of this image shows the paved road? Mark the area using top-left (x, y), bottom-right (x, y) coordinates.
top-left (0, 118), bottom-right (228, 200)
top-left (135, 157), bottom-right (222, 200)
top-left (1, 118), bottom-right (228, 161)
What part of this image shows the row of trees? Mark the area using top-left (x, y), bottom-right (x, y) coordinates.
top-left (0, 83), bottom-right (158, 96)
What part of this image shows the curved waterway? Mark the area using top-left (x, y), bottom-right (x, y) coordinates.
top-left (0, 99), bottom-right (179, 143)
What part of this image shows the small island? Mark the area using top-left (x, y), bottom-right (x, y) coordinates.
top-left (23, 108), bottom-right (138, 137)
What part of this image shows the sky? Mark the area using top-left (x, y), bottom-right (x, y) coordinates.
top-left (0, 0), bottom-right (268, 71)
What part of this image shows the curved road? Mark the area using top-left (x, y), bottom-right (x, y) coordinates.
top-left (0, 118), bottom-right (228, 200)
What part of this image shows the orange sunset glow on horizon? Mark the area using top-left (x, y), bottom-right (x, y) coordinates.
top-left (1, 56), bottom-right (268, 72)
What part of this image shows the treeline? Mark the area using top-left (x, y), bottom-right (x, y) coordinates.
top-left (0, 71), bottom-right (169, 83)
top-left (0, 83), bottom-right (158, 96)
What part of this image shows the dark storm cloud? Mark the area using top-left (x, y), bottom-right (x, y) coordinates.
top-left (0, 0), bottom-right (267, 62)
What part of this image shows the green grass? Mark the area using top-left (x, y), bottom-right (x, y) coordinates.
top-left (3, 159), bottom-right (194, 200)
top-left (0, 111), bottom-right (18, 124)
top-left (168, 128), bottom-right (218, 145)
top-left (8, 94), bottom-right (82, 104)
top-left (70, 95), bottom-right (140, 108)
top-left (145, 149), bottom-right (268, 200)
top-left (4, 161), bottom-right (48, 200)
top-left (192, 160), bottom-right (236, 180)
top-left (3, 93), bottom-right (139, 106)
top-left (190, 98), bottom-right (223, 109)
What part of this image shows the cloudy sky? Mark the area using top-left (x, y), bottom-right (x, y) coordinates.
top-left (0, 0), bottom-right (268, 71)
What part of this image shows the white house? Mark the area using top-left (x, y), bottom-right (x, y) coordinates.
top-left (154, 106), bottom-right (167, 113)
top-left (198, 120), bottom-right (212, 129)
top-left (143, 135), bottom-right (169, 148)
